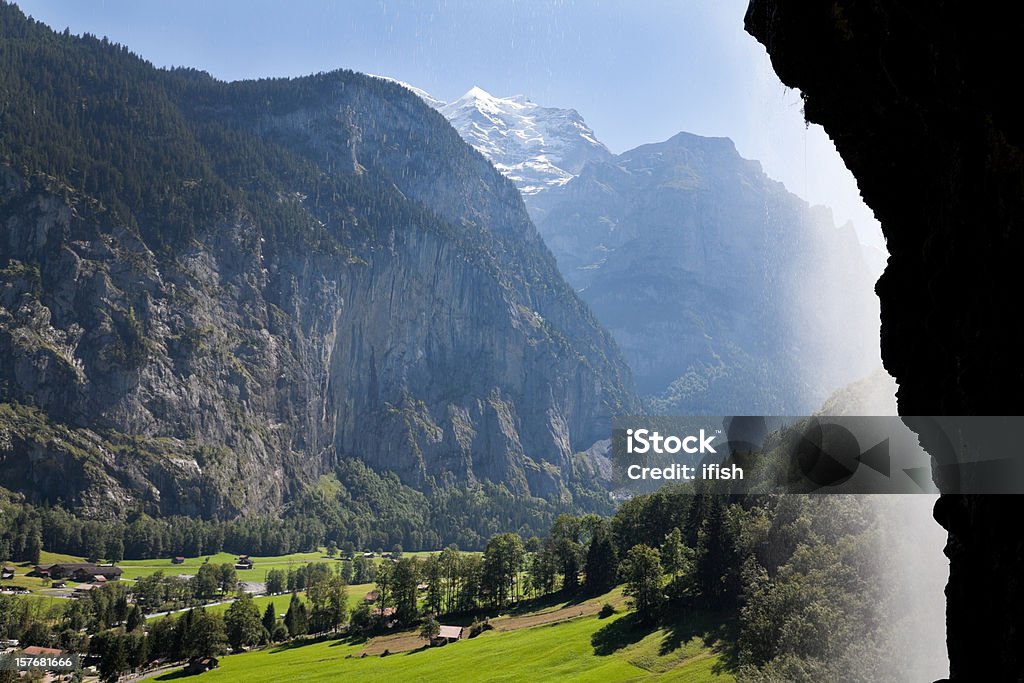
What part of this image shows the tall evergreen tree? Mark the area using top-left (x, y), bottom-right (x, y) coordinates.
top-left (262, 602), bottom-right (277, 635)
top-left (661, 527), bottom-right (685, 576)
top-left (584, 523), bottom-right (619, 594)
top-left (284, 592), bottom-right (308, 637)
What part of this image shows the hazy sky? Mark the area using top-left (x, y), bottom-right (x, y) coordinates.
top-left (15, 0), bottom-right (884, 249)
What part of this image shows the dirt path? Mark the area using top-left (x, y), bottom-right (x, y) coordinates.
top-left (493, 599), bottom-right (602, 631)
top-left (356, 632), bottom-right (428, 656)
top-left (354, 593), bottom-right (618, 657)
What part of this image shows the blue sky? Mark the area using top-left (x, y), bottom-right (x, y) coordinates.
top-left (15, 0), bottom-right (883, 249)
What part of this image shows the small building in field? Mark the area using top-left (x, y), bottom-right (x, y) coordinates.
top-left (0, 567), bottom-right (14, 580)
top-left (185, 657), bottom-right (219, 674)
top-left (70, 565), bottom-right (123, 583)
top-left (235, 559), bottom-right (253, 570)
top-left (37, 563), bottom-right (123, 582)
top-left (434, 625), bottom-right (463, 644)
top-left (172, 556), bottom-right (185, 564)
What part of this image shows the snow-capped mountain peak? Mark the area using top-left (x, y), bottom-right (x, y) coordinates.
top-left (439, 86), bottom-right (611, 195)
top-left (374, 76), bottom-right (611, 196)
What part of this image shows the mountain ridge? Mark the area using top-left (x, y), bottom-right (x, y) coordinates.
top-left (396, 80), bottom-right (881, 413)
top-left (0, 4), bottom-right (637, 529)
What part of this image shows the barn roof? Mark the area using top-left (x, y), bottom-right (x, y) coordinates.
top-left (438, 625), bottom-right (462, 640)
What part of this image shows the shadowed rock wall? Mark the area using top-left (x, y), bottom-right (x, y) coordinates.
top-left (745, 2), bottom-right (1024, 679)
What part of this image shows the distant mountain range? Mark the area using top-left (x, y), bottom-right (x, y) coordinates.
top-left (392, 80), bottom-right (883, 413)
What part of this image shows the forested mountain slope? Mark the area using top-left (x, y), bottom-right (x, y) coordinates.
top-left (0, 3), bottom-right (636, 537)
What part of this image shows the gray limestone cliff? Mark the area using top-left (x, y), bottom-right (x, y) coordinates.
top-left (0, 10), bottom-right (636, 519)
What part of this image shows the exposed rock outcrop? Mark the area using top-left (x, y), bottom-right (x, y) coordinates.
top-left (0, 7), bottom-right (637, 518)
top-left (746, 2), bottom-right (1024, 679)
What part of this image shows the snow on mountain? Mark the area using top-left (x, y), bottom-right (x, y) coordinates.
top-left (368, 74), bottom-right (447, 109)
top-left (376, 77), bottom-right (611, 196)
top-left (439, 86), bottom-right (612, 195)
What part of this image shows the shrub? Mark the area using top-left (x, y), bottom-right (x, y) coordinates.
top-left (467, 619), bottom-right (493, 638)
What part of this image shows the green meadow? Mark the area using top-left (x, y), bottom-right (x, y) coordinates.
top-left (31, 548), bottom-right (441, 582)
top-left (117, 550), bottom-right (336, 580)
top-left (156, 598), bottom-right (734, 682)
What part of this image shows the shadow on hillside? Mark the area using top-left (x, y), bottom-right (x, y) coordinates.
top-left (658, 606), bottom-right (739, 670)
top-left (266, 633), bottom-right (340, 653)
top-left (509, 589), bottom-right (590, 614)
top-left (591, 604), bottom-right (739, 670)
top-left (590, 612), bottom-right (650, 655)
top-left (329, 634), bottom-right (367, 648)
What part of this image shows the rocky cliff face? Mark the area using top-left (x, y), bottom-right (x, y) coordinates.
top-left (0, 7), bottom-right (636, 519)
top-left (745, 1), bottom-right (1024, 679)
top-left (533, 132), bottom-right (880, 414)
top-left (420, 82), bottom-right (881, 413)
top-left (0, 169), bottom-right (335, 517)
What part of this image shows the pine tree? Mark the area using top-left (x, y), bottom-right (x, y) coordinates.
top-left (696, 497), bottom-right (734, 608)
top-left (661, 528), bottom-right (685, 576)
top-left (126, 605), bottom-right (144, 632)
top-left (284, 592), bottom-right (308, 637)
top-left (261, 602), bottom-right (277, 634)
top-left (584, 524), bottom-right (618, 594)
top-left (98, 634), bottom-right (128, 683)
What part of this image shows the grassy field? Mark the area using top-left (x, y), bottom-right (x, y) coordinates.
top-left (23, 549), bottom-right (356, 581)
top-left (36, 550), bottom-right (88, 564)
top-left (154, 591), bottom-right (735, 683)
top-left (6, 549), bottom-right (380, 615)
top-left (29, 548), bottom-right (449, 582)
top-left (11, 550), bottom-right (736, 680)
top-left (118, 550), bottom-right (338, 580)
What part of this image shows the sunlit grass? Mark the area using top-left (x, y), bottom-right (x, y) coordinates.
top-left (154, 590), bottom-right (734, 683)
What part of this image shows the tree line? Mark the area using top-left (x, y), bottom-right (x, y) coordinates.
top-left (0, 461), bottom-right (604, 564)
top-left (1, 483), bottom-right (896, 682)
